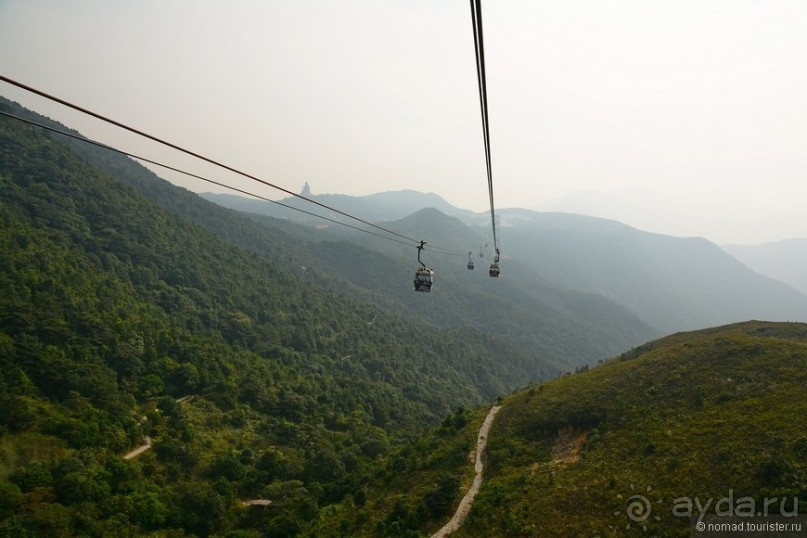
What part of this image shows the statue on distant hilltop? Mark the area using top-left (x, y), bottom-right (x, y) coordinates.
top-left (301, 182), bottom-right (311, 196)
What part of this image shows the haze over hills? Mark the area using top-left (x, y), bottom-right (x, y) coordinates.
top-left (0, 96), bottom-right (662, 410)
top-left (205, 187), bottom-right (807, 335)
top-left (201, 188), bottom-right (474, 224)
top-left (338, 207), bottom-right (656, 366)
top-left (1, 96), bottom-right (654, 371)
top-left (2, 96), bottom-right (807, 537)
top-left (723, 238), bottom-right (807, 297)
top-left (498, 209), bottom-right (807, 332)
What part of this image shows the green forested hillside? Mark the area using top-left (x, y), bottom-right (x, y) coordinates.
top-left (2, 96), bottom-right (657, 371)
top-left (5, 98), bottom-right (804, 538)
top-left (204, 182), bottom-right (807, 338)
top-left (312, 321), bottom-right (807, 537)
top-left (5, 96), bottom-right (649, 374)
top-left (0, 102), bottom-right (540, 535)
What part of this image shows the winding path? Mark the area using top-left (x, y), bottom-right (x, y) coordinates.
top-left (123, 435), bottom-right (152, 460)
top-left (241, 499), bottom-right (272, 507)
top-left (122, 396), bottom-right (195, 460)
top-left (431, 405), bottom-right (501, 538)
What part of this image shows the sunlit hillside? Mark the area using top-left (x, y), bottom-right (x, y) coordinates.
top-left (464, 321), bottom-right (807, 536)
top-left (311, 321), bottom-right (807, 537)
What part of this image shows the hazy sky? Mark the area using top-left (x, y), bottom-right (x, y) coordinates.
top-left (2, 0), bottom-right (806, 244)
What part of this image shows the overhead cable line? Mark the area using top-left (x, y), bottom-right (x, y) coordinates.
top-left (0, 74), bottom-right (427, 248)
top-left (469, 0), bottom-right (500, 262)
top-left (424, 244), bottom-right (465, 257)
top-left (0, 110), bottom-right (419, 249)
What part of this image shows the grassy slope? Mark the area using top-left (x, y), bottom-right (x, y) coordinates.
top-left (460, 321), bottom-right (807, 537)
top-left (314, 321), bottom-right (807, 537)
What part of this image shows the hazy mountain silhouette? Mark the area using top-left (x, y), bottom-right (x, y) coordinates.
top-left (495, 209), bottom-right (807, 332)
top-left (723, 238), bottom-right (807, 296)
top-left (0, 96), bottom-right (655, 372)
top-left (207, 190), bottom-right (807, 334)
top-left (201, 188), bottom-right (473, 223)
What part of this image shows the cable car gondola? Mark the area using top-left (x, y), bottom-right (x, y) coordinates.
top-left (467, 251), bottom-right (475, 270)
top-left (489, 250), bottom-right (501, 278)
top-left (414, 241), bottom-right (434, 292)
top-left (415, 267), bottom-right (434, 292)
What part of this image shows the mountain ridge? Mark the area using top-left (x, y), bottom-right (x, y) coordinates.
top-left (723, 238), bottom-right (807, 296)
top-left (200, 188), bottom-right (474, 223)
top-left (202, 188), bottom-right (807, 334)
top-left (0, 96), bottom-right (655, 370)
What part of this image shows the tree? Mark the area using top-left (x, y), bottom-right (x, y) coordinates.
top-left (424, 474), bottom-right (461, 518)
top-left (303, 448), bottom-right (346, 485)
top-left (0, 481), bottom-right (22, 519)
top-left (126, 490), bottom-right (168, 529)
top-left (10, 461), bottom-right (52, 492)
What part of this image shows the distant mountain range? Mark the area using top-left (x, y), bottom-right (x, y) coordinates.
top-left (3, 95), bottom-right (806, 537)
top-left (201, 189), bottom-right (474, 223)
top-left (203, 190), bottom-right (807, 335)
top-left (1, 96), bottom-right (655, 375)
top-left (497, 209), bottom-right (807, 332)
top-left (723, 238), bottom-right (807, 296)
top-left (5, 91), bottom-right (806, 383)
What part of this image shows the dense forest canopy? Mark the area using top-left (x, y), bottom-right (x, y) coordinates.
top-left (0, 99), bottom-right (544, 536)
top-left (2, 96), bottom-right (806, 537)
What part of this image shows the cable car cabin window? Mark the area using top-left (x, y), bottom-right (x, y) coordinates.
top-left (414, 268), bottom-right (434, 292)
top-left (489, 263), bottom-right (500, 278)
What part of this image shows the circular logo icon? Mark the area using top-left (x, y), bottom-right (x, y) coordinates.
top-left (614, 484), bottom-right (663, 531)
